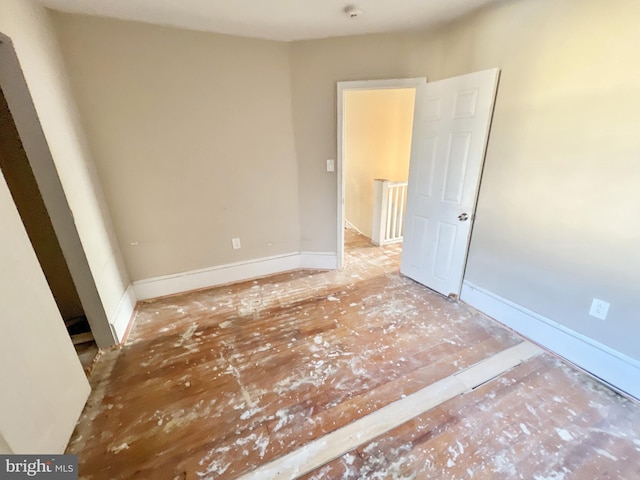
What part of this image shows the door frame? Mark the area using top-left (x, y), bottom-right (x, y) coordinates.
top-left (336, 77), bottom-right (427, 268)
top-left (0, 33), bottom-right (116, 348)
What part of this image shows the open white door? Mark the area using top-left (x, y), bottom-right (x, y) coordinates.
top-left (401, 69), bottom-right (499, 297)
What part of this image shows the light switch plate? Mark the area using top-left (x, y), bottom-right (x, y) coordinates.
top-left (326, 159), bottom-right (335, 172)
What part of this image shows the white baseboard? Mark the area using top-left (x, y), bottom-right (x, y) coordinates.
top-left (461, 281), bottom-right (640, 400)
top-left (300, 251), bottom-right (339, 270)
top-left (133, 252), bottom-right (338, 301)
top-left (345, 220), bottom-right (366, 237)
top-left (109, 284), bottom-right (136, 343)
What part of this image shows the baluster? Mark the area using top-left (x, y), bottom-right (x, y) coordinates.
top-left (398, 184), bottom-right (406, 238)
top-left (386, 188), bottom-right (393, 242)
top-left (391, 186), bottom-right (399, 240)
top-left (371, 179), bottom-right (389, 246)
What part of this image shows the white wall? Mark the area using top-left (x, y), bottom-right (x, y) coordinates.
top-left (344, 88), bottom-right (414, 237)
top-left (51, 13), bottom-right (301, 282)
top-left (0, 0), bottom-right (131, 347)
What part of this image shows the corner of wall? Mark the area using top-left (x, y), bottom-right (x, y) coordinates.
top-left (109, 284), bottom-right (137, 343)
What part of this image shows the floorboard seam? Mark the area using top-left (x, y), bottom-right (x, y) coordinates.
top-left (235, 341), bottom-right (543, 480)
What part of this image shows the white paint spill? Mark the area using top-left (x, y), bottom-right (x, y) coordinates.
top-left (236, 433), bottom-right (257, 447)
top-left (363, 442), bottom-right (379, 454)
top-left (525, 403), bottom-right (538, 416)
top-left (255, 434), bottom-right (269, 458)
top-left (447, 441), bottom-right (464, 461)
top-left (594, 448), bottom-right (618, 461)
top-left (555, 428), bottom-right (573, 442)
top-left (240, 407), bottom-right (263, 420)
top-left (175, 323), bottom-right (198, 348)
top-left (197, 460), bottom-right (231, 477)
top-left (306, 465), bottom-right (333, 480)
top-left (534, 469), bottom-right (568, 480)
top-left (274, 409), bottom-right (295, 432)
top-left (109, 443), bottom-right (129, 454)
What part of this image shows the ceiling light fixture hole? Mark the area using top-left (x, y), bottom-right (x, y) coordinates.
top-left (344, 5), bottom-right (364, 19)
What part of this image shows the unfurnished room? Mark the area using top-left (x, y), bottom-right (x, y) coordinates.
top-left (0, 0), bottom-right (639, 478)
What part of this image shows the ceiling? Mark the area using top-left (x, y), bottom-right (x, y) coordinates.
top-left (39, 0), bottom-right (504, 42)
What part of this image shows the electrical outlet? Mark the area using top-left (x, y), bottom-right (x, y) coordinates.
top-left (589, 298), bottom-right (610, 320)
top-left (231, 237), bottom-right (241, 250)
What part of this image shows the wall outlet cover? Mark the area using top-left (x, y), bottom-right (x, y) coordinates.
top-left (589, 298), bottom-right (610, 320)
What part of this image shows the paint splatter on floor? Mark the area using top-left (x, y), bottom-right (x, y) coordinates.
top-left (67, 230), bottom-right (640, 479)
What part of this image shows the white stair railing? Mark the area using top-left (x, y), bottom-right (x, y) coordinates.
top-left (371, 179), bottom-right (408, 245)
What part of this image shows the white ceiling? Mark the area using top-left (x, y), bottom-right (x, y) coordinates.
top-left (39, 0), bottom-right (503, 42)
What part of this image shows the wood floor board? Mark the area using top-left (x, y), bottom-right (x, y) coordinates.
top-left (239, 342), bottom-right (541, 480)
top-left (67, 230), bottom-right (640, 479)
top-left (302, 354), bottom-right (640, 480)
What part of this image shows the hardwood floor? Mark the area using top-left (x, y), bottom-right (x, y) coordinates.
top-left (68, 230), bottom-right (640, 479)
top-left (302, 353), bottom-right (640, 479)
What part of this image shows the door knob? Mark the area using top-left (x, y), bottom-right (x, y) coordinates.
top-left (458, 213), bottom-right (469, 221)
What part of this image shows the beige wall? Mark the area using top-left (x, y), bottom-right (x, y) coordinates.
top-left (344, 88), bottom-right (414, 237)
top-left (0, 168), bottom-right (89, 453)
top-left (0, 0), bottom-right (136, 453)
top-left (0, 0), bottom-right (130, 347)
top-left (439, 0), bottom-right (640, 360)
top-left (290, 32), bottom-right (441, 251)
top-left (51, 13), bottom-right (300, 281)
top-left (0, 433), bottom-right (10, 454)
top-left (3, 0), bottom-right (636, 453)
top-left (290, 0), bottom-right (640, 361)
top-left (43, 0), bottom-right (639, 364)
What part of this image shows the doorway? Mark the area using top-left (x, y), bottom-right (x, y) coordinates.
top-left (337, 71), bottom-right (499, 298)
top-left (0, 87), bottom-right (98, 371)
top-left (337, 78), bottom-right (426, 268)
